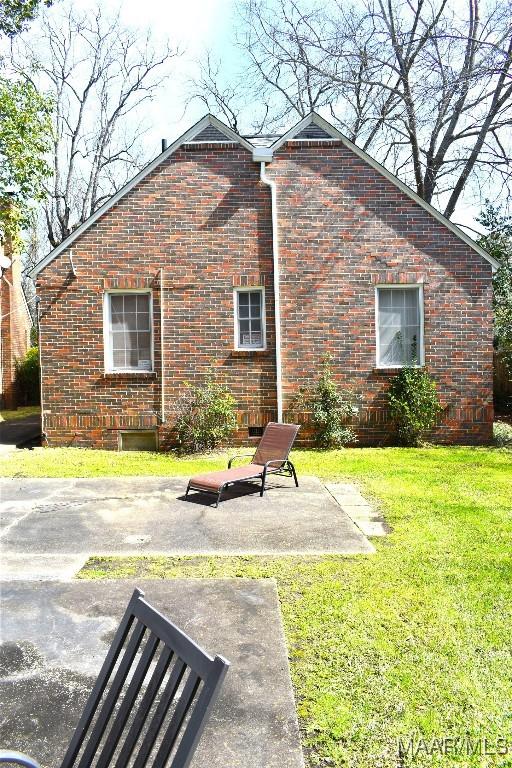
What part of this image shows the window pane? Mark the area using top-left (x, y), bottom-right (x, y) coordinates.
top-left (239, 319), bottom-right (250, 346)
top-left (124, 295), bottom-right (137, 312)
top-left (137, 312), bottom-right (150, 330)
top-left (136, 294), bottom-right (150, 313)
top-left (112, 349), bottom-right (126, 368)
top-left (138, 332), bottom-right (151, 356)
top-left (379, 307), bottom-right (402, 328)
top-left (238, 292), bottom-right (249, 306)
top-left (110, 295), bottom-right (124, 312)
top-left (250, 292), bottom-right (261, 313)
top-left (112, 331), bottom-right (125, 350)
top-left (378, 290), bottom-right (392, 308)
top-left (378, 288), bottom-right (420, 366)
top-left (123, 312), bottom-right (137, 331)
top-left (126, 331), bottom-right (138, 351)
top-left (251, 318), bottom-right (262, 334)
top-left (238, 303), bottom-right (250, 318)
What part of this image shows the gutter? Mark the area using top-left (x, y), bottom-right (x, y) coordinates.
top-left (259, 160), bottom-right (283, 423)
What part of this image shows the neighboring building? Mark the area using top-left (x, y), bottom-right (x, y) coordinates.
top-left (29, 113), bottom-right (498, 449)
top-left (0, 224), bottom-right (32, 410)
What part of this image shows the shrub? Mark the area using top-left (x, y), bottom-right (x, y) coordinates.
top-left (15, 346), bottom-right (40, 405)
top-left (173, 374), bottom-right (237, 453)
top-left (388, 365), bottom-right (442, 446)
top-left (294, 356), bottom-right (359, 448)
top-left (493, 421), bottom-right (512, 448)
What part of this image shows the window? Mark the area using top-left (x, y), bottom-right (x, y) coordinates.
top-left (376, 285), bottom-right (423, 367)
top-left (104, 292), bottom-right (153, 372)
top-left (234, 288), bottom-right (265, 350)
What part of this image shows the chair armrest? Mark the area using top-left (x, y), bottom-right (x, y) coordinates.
top-left (0, 751), bottom-right (40, 768)
top-left (264, 459), bottom-right (287, 469)
top-left (228, 454), bottom-right (253, 469)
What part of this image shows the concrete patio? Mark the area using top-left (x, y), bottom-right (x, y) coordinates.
top-left (0, 475), bottom-right (374, 580)
top-left (0, 579), bottom-right (304, 768)
top-left (0, 473), bottom-right (379, 766)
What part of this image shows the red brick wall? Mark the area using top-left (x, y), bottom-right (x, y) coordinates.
top-left (1, 234), bottom-right (32, 409)
top-left (271, 142), bottom-right (493, 444)
top-left (36, 139), bottom-right (493, 448)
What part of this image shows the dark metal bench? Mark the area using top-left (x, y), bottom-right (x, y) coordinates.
top-left (0, 588), bottom-right (229, 768)
top-left (186, 422), bottom-right (300, 507)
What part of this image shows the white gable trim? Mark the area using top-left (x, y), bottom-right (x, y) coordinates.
top-left (28, 115), bottom-right (254, 278)
top-left (270, 112), bottom-right (499, 271)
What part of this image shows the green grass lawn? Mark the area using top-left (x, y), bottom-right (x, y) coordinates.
top-left (59, 445), bottom-right (511, 767)
top-left (0, 405), bottom-right (40, 422)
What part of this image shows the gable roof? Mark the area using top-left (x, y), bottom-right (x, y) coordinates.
top-left (271, 113), bottom-right (499, 270)
top-left (28, 115), bottom-right (254, 279)
top-left (29, 111), bottom-right (498, 277)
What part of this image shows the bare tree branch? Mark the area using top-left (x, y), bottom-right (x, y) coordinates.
top-left (13, 1), bottom-right (180, 249)
top-left (190, 0), bottom-right (512, 218)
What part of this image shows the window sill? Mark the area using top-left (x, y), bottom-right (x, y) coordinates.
top-left (373, 365), bottom-right (424, 373)
top-left (233, 348), bottom-right (267, 353)
top-left (103, 371), bottom-right (156, 377)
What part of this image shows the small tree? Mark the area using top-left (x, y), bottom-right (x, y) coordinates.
top-left (173, 374), bottom-right (237, 454)
top-left (15, 346), bottom-right (40, 405)
top-left (388, 366), bottom-right (442, 447)
top-left (478, 202), bottom-right (512, 375)
top-left (296, 355), bottom-right (359, 448)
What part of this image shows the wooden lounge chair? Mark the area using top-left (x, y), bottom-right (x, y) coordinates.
top-left (0, 588), bottom-right (229, 768)
top-left (186, 422), bottom-right (300, 507)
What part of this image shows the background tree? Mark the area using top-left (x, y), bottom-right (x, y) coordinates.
top-left (13, 2), bottom-right (180, 250)
top-left (0, 0), bottom-right (52, 243)
top-left (0, 0), bottom-right (51, 37)
top-left (478, 202), bottom-right (512, 373)
top-left (191, 0), bottom-right (512, 219)
top-left (0, 77), bottom-right (52, 241)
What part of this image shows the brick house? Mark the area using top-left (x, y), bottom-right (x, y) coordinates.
top-left (29, 112), bottom-right (498, 449)
top-left (1, 223), bottom-right (32, 409)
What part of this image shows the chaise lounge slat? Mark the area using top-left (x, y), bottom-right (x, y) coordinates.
top-left (185, 422), bottom-right (300, 507)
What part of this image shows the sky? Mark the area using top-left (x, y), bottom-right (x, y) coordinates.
top-left (108, 0), bottom-right (241, 148)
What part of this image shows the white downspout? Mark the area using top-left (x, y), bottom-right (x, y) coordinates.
top-left (260, 161), bottom-right (283, 423)
top-left (36, 296), bottom-right (45, 441)
top-left (160, 268), bottom-right (166, 423)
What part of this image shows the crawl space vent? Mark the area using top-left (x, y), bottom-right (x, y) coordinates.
top-left (120, 431), bottom-right (157, 452)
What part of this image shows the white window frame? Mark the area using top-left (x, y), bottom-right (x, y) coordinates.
top-left (233, 287), bottom-right (266, 351)
top-left (375, 284), bottom-right (425, 368)
top-left (103, 290), bottom-right (154, 373)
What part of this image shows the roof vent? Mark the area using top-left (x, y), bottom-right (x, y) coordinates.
top-left (294, 123), bottom-right (335, 140)
top-left (190, 126), bottom-right (235, 143)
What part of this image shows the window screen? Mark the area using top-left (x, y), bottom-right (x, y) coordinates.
top-left (236, 290), bottom-right (264, 349)
top-left (377, 287), bottom-right (422, 366)
top-left (107, 293), bottom-right (152, 371)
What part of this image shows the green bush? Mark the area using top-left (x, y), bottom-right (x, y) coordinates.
top-left (173, 374), bottom-right (237, 453)
top-left (388, 365), bottom-right (442, 446)
top-left (493, 421), bottom-right (512, 447)
top-left (15, 346), bottom-right (40, 405)
top-left (295, 356), bottom-right (359, 448)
